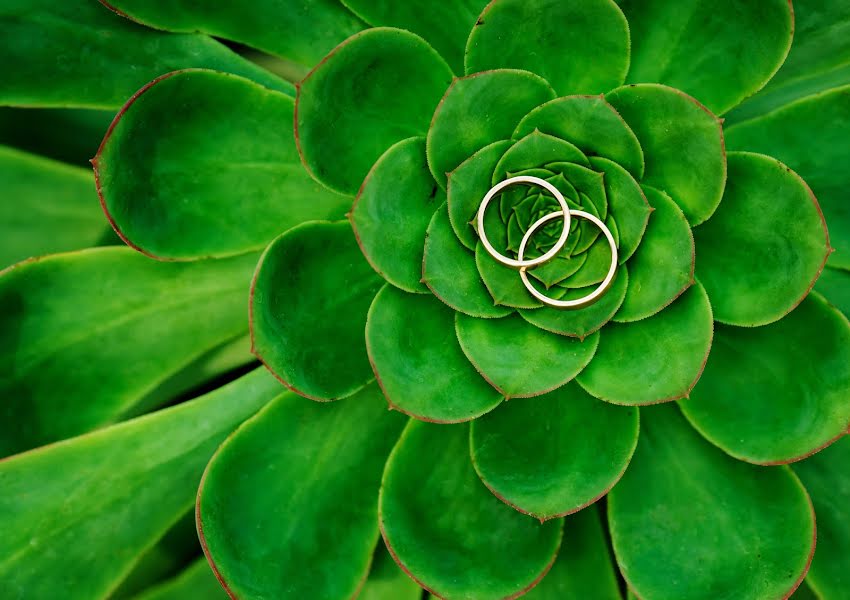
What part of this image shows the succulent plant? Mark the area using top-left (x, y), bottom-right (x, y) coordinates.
top-left (2, 1), bottom-right (850, 599)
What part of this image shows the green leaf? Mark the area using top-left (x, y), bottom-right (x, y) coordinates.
top-left (725, 85), bottom-right (850, 269)
top-left (456, 314), bottom-right (599, 398)
top-left (470, 383), bottom-right (637, 519)
top-left (606, 84), bottom-right (726, 226)
top-left (296, 28), bottom-right (453, 195)
top-left (608, 404), bottom-right (815, 600)
top-left (695, 152), bottom-right (831, 326)
top-left (250, 221), bottom-right (383, 401)
top-left (132, 558), bottom-right (227, 600)
top-left (577, 282), bottom-right (713, 405)
top-left (520, 266), bottom-right (629, 339)
top-left (95, 69), bottom-right (347, 261)
top-left (380, 420), bottom-right (563, 598)
top-left (0, 367), bottom-right (281, 600)
top-left (351, 137), bottom-right (441, 293)
top-left (366, 285), bottom-right (503, 422)
top-left (341, 0), bottom-right (485, 74)
top-left (815, 266), bottom-right (850, 317)
top-left (99, 0), bottom-right (364, 68)
top-left (0, 0), bottom-right (290, 108)
top-left (493, 131), bottom-right (589, 186)
top-left (514, 96), bottom-right (644, 179)
top-left (197, 383), bottom-right (406, 600)
top-left (465, 0), bottom-right (629, 96)
top-left (0, 247), bottom-right (256, 456)
top-left (524, 506), bottom-right (622, 600)
top-left (792, 436), bottom-right (850, 599)
top-left (359, 541), bottom-right (422, 600)
top-left (0, 146), bottom-right (110, 268)
top-left (681, 293), bottom-right (850, 464)
top-left (476, 242), bottom-right (543, 309)
top-left (615, 185), bottom-right (694, 322)
top-left (423, 202), bottom-right (513, 318)
top-left (427, 69), bottom-right (555, 187)
top-left (618, 0), bottom-right (793, 115)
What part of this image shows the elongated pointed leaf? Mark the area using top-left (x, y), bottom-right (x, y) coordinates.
top-left (197, 384), bottom-right (406, 600)
top-left (380, 420), bottom-right (563, 598)
top-left (0, 247), bottom-right (256, 456)
top-left (0, 368), bottom-right (281, 600)
top-left (95, 69), bottom-right (348, 260)
top-left (608, 404), bottom-right (815, 600)
top-left (0, 0), bottom-right (289, 108)
top-left (296, 28), bottom-right (453, 195)
top-left (466, 0), bottom-right (629, 96)
top-left (251, 221), bottom-right (383, 401)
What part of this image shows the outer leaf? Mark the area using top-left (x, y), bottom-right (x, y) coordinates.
top-left (366, 285), bottom-right (503, 422)
top-left (0, 368), bottom-right (281, 600)
top-left (341, 0), bottom-right (485, 74)
top-left (608, 404), bottom-right (815, 600)
top-left (380, 420), bottom-right (563, 598)
top-left (427, 69), bottom-right (555, 187)
top-left (470, 383), bottom-right (638, 519)
top-left (695, 152), bottom-right (830, 326)
top-left (618, 0), bottom-right (793, 115)
top-left (725, 85), bottom-right (850, 269)
top-left (197, 384), bottom-right (406, 600)
top-left (682, 293), bottom-right (850, 464)
top-left (606, 84), bottom-right (726, 225)
top-left (577, 282), bottom-right (713, 405)
top-left (456, 314), bottom-right (598, 398)
top-left (0, 0), bottom-right (289, 108)
top-left (0, 146), bottom-right (110, 267)
top-left (132, 558), bottom-right (227, 600)
top-left (615, 185), bottom-right (694, 322)
top-left (296, 28), bottom-right (453, 195)
top-left (514, 96), bottom-right (644, 179)
top-left (99, 0), bottom-right (364, 68)
top-left (351, 137), bottom-right (441, 293)
top-left (792, 436), bottom-right (850, 599)
top-left (815, 266), bottom-right (850, 317)
top-left (250, 221), bottom-right (383, 401)
top-left (95, 69), bottom-right (348, 261)
top-left (359, 541), bottom-right (422, 600)
top-left (0, 247), bottom-right (255, 456)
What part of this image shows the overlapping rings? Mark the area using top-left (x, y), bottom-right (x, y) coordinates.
top-left (476, 176), bottom-right (618, 310)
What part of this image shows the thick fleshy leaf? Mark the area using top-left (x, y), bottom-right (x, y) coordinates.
top-left (588, 157), bottom-right (650, 263)
top-left (465, 0), bottom-right (629, 96)
top-left (608, 404), bottom-right (815, 600)
top-left (520, 266), bottom-right (629, 339)
top-left (494, 131), bottom-right (589, 185)
top-left (726, 85), bottom-right (850, 269)
top-left (471, 383), bottom-right (637, 519)
top-left (514, 96), bottom-right (644, 179)
top-left (793, 435), bottom-right (850, 598)
top-left (0, 0), bottom-right (289, 108)
top-left (577, 282), bottom-right (713, 405)
top-left (197, 383), bottom-right (406, 600)
top-left (695, 152), bottom-right (830, 326)
top-left (341, 0), bottom-right (484, 74)
top-left (0, 368), bottom-right (281, 599)
top-left (476, 242), bottom-right (543, 310)
top-left (296, 28), bottom-right (453, 195)
top-left (682, 293), bottom-right (850, 464)
top-left (816, 266), bottom-right (850, 317)
top-left (132, 558), bottom-right (227, 600)
top-left (456, 313), bottom-right (599, 398)
top-left (250, 221), bottom-right (382, 401)
top-left (423, 203), bottom-right (513, 318)
top-left (95, 69), bottom-right (347, 260)
top-left (380, 420), bottom-right (563, 598)
top-left (0, 146), bottom-right (111, 268)
top-left (0, 247), bottom-right (255, 456)
top-left (366, 285), bottom-right (503, 422)
top-left (524, 506), bottom-right (622, 600)
top-left (427, 69), bottom-right (555, 187)
top-left (615, 185), bottom-right (694, 322)
top-left (99, 0), bottom-right (364, 67)
top-left (351, 137), bottom-right (441, 293)
top-left (618, 0), bottom-right (793, 115)
top-left (606, 84), bottom-right (725, 225)
top-left (359, 541), bottom-right (423, 600)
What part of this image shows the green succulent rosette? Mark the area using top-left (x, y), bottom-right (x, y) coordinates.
top-left (3, 0), bottom-right (850, 599)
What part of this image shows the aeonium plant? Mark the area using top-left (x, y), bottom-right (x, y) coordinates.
top-left (2, 0), bottom-right (850, 599)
